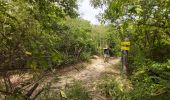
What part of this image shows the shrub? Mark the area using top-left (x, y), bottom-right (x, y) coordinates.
top-left (63, 81), bottom-right (92, 100)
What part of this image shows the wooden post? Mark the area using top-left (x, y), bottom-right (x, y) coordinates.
top-left (121, 38), bottom-right (130, 75)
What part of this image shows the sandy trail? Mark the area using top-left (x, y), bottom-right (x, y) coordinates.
top-left (9, 57), bottom-right (119, 89)
top-left (6, 57), bottom-right (120, 99)
top-left (51, 57), bottom-right (120, 90)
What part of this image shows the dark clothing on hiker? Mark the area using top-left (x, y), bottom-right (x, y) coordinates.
top-left (103, 48), bottom-right (110, 57)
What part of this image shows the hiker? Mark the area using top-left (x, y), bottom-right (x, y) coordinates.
top-left (103, 48), bottom-right (110, 62)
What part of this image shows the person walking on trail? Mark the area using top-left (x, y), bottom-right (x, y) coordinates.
top-left (103, 48), bottom-right (110, 63)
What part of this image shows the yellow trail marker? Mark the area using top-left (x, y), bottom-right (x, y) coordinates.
top-left (121, 42), bottom-right (130, 45)
top-left (121, 47), bottom-right (130, 50)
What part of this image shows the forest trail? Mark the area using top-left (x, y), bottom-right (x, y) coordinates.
top-left (45, 56), bottom-right (121, 99)
top-left (9, 56), bottom-right (120, 99)
top-left (53, 57), bottom-right (120, 88)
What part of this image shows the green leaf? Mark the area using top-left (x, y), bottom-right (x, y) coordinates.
top-left (30, 61), bottom-right (37, 70)
top-left (135, 7), bottom-right (143, 14)
top-left (25, 51), bottom-right (32, 55)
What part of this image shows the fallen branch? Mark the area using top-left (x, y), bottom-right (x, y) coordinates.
top-left (31, 88), bottom-right (44, 100)
top-left (26, 83), bottom-right (39, 98)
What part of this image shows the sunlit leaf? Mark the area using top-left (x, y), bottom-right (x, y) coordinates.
top-left (25, 51), bottom-right (32, 55)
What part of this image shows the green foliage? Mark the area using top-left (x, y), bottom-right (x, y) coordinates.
top-left (0, 0), bottom-right (78, 70)
top-left (90, 0), bottom-right (110, 8)
top-left (57, 18), bottom-right (96, 65)
top-left (0, 0), bottom-right (100, 71)
top-left (106, 26), bottom-right (121, 56)
top-left (0, 1), bottom-right (98, 98)
top-left (100, 61), bottom-right (170, 100)
top-left (0, 0), bottom-right (112, 71)
top-left (37, 81), bottom-right (91, 100)
top-left (91, 0), bottom-right (170, 99)
top-left (63, 81), bottom-right (92, 100)
top-left (100, 79), bottom-right (130, 100)
top-left (129, 60), bottom-right (170, 100)
top-left (91, 25), bottom-right (111, 55)
top-left (1, 0), bottom-right (169, 99)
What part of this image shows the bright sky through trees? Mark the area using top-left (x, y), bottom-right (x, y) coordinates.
top-left (78, 0), bottom-right (104, 25)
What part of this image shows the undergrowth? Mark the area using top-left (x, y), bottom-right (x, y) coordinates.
top-left (37, 81), bottom-right (91, 100)
top-left (99, 60), bottom-right (170, 100)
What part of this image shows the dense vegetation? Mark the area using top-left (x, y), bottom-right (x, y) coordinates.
top-left (0, 0), bottom-right (88, 71)
top-left (91, 0), bottom-right (170, 99)
top-left (0, 0), bottom-right (111, 70)
top-left (0, 0), bottom-right (169, 99)
top-left (0, 0), bottom-right (111, 99)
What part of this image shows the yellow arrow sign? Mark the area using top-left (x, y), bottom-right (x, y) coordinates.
top-left (121, 42), bottom-right (130, 45)
top-left (121, 46), bottom-right (130, 50)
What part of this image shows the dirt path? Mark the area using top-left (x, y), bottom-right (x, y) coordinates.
top-left (51, 57), bottom-right (120, 89)
top-left (37, 56), bottom-right (120, 100)
top-left (4, 56), bottom-right (125, 100)
top-left (9, 57), bottom-right (120, 89)
top-left (8, 56), bottom-right (120, 99)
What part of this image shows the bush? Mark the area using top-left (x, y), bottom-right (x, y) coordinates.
top-left (63, 81), bottom-right (92, 100)
top-left (80, 52), bottom-right (91, 61)
top-left (128, 60), bottom-right (170, 100)
top-left (37, 81), bottom-right (91, 100)
top-left (99, 60), bottom-right (170, 100)
top-left (99, 79), bottom-right (131, 100)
